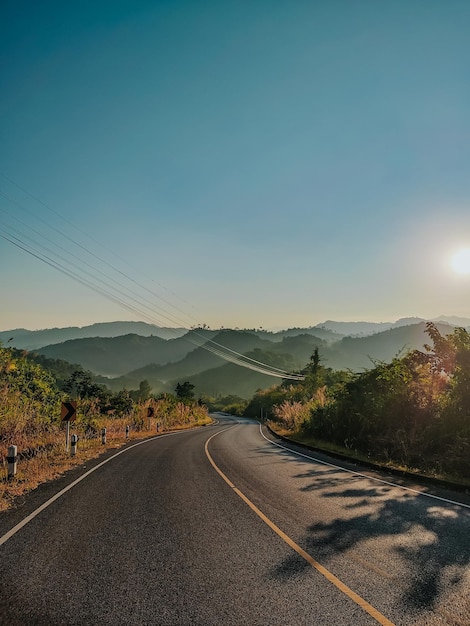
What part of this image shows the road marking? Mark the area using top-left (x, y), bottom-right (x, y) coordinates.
top-left (0, 428), bottom-right (209, 547)
top-left (205, 429), bottom-right (395, 626)
top-left (258, 425), bottom-right (470, 510)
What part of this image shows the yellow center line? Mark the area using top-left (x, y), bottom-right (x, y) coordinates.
top-left (205, 428), bottom-right (395, 626)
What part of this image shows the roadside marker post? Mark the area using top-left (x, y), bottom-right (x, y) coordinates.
top-left (101, 428), bottom-right (107, 445)
top-left (7, 445), bottom-right (18, 479)
top-left (70, 434), bottom-right (78, 456)
top-left (125, 425), bottom-right (130, 439)
top-left (61, 401), bottom-right (77, 452)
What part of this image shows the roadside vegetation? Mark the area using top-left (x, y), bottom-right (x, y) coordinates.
top-left (0, 346), bottom-right (210, 511)
top-left (237, 323), bottom-right (470, 485)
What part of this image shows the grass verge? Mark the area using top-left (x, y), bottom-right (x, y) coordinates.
top-left (0, 415), bottom-right (213, 512)
top-left (267, 422), bottom-right (470, 491)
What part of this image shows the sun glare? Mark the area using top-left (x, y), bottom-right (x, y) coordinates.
top-left (451, 248), bottom-right (470, 275)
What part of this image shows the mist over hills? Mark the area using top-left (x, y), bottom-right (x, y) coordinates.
top-left (0, 321), bottom-right (187, 351)
top-left (3, 317), bottom-right (467, 399)
top-left (319, 321), bottom-right (454, 371)
top-left (182, 349), bottom-right (300, 398)
top-left (36, 329), bottom-right (218, 377)
top-left (104, 333), bottom-right (323, 394)
top-left (314, 316), bottom-right (470, 337)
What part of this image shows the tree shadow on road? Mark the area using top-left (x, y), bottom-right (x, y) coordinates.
top-left (258, 444), bottom-right (470, 616)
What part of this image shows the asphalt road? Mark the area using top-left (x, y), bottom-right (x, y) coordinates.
top-left (0, 415), bottom-right (469, 625)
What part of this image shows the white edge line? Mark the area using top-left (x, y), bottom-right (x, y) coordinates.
top-left (258, 424), bottom-right (470, 511)
top-left (0, 425), bottom-right (215, 547)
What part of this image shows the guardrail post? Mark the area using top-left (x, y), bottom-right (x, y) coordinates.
top-left (101, 428), bottom-right (107, 445)
top-left (7, 445), bottom-right (18, 479)
top-left (70, 434), bottom-right (78, 456)
top-left (125, 425), bottom-right (129, 439)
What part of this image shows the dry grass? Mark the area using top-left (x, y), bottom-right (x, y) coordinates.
top-left (0, 414), bottom-right (213, 512)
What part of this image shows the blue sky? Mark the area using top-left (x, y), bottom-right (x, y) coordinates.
top-left (1, 0), bottom-right (470, 331)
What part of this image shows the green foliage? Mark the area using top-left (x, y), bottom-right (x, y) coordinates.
top-left (175, 381), bottom-right (195, 401)
top-left (108, 389), bottom-right (134, 416)
top-left (240, 326), bottom-right (470, 478)
top-left (1, 346), bottom-right (61, 412)
top-left (0, 346), bottom-right (62, 444)
top-left (199, 394), bottom-right (248, 416)
top-left (243, 349), bottom-right (350, 421)
top-left (245, 386), bottom-right (293, 420)
top-left (298, 323), bottom-right (470, 476)
top-left (129, 379), bottom-right (152, 402)
top-left (25, 352), bottom-right (87, 390)
top-left (63, 370), bottom-right (108, 400)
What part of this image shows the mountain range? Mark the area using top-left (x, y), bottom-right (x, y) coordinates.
top-left (0, 321), bottom-right (187, 351)
top-left (313, 315), bottom-right (470, 336)
top-left (2, 318), bottom-right (467, 399)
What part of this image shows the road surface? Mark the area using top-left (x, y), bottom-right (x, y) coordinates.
top-left (0, 415), bottom-right (469, 625)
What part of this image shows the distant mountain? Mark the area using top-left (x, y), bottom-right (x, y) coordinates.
top-left (319, 321), bottom-right (453, 371)
top-left (177, 348), bottom-right (299, 398)
top-left (0, 322), bottom-right (187, 351)
top-left (41, 329), bottom-right (223, 377)
top-left (271, 326), bottom-right (342, 342)
top-left (313, 320), bottom-right (393, 336)
top-left (313, 317), bottom-right (437, 337)
top-left (432, 315), bottom-right (470, 327)
top-left (269, 333), bottom-right (328, 363)
top-left (36, 331), bottom-right (215, 377)
top-left (177, 324), bottom-right (454, 396)
top-left (104, 330), bottom-right (294, 388)
top-left (105, 333), bottom-right (324, 397)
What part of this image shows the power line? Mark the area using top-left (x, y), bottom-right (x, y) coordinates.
top-left (1, 226), bottom-right (303, 380)
top-left (0, 187), bottom-right (198, 328)
top-left (0, 173), bottom-right (201, 318)
top-left (0, 181), bottom-right (304, 381)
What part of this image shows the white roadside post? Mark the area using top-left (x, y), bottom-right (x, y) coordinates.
top-left (7, 445), bottom-right (18, 479)
top-left (65, 420), bottom-right (70, 452)
top-left (70, 434), bottom-right (78, 456)
top-left (101, 428), bottom-right (107, 445)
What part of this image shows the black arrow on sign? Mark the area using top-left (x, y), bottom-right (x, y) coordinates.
top-left (61, 401), bottom-right (77, 422)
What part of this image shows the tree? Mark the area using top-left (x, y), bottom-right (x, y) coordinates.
top-left (175, 381), bottom-right (195, 401)
top-left (63, 370), bottom-right (106, 401)
top-left (129, 379), bottom-right (152, 402)
top-left (302, 347), bottom-right (323, 397)
top-left (108, 389), bottom-right (133, 415)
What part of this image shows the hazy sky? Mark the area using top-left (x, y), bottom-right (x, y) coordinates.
top-left (1, 0), bottom-right (470, 331)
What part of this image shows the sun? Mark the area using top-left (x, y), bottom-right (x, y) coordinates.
top-left (451, 248), bottom-right (470, 275)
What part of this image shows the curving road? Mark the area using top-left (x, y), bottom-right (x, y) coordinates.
top-left (0, 415), bottom-right (469, 625)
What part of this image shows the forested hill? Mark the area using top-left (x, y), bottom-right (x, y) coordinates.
top-left (36, 329), bottom-right (217, 377)
top-left (0, 321), bottom-right (187, 350)
top-left (36, 330), bottom-right (320, 379)
top-left (106, 334), bottom-right (322, 394)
